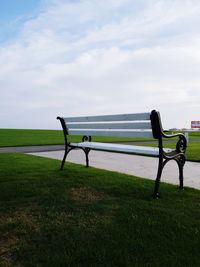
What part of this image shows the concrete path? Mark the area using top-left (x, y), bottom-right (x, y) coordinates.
top-left (29, 149), bottom-right (200, 190)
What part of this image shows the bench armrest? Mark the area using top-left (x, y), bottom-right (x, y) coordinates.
top-left (162, 131), bottom-right (187, 153)
top-left (162, 131), bottom-right (185, 139)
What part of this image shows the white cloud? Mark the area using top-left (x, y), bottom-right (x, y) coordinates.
top-left (0, 0), bottom-right (200, 129)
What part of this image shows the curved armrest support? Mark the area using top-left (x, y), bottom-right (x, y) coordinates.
top-left (162, 131), bottom-right (184, 139)
top-left (162, 131), bottom-right (187, 153)
top-left (82, 135), bottom-right (92, 142)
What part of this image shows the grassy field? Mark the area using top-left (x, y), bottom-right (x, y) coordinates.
top-left (1, 153), bottom-right (200, 267)
top-left (185, 142), bottom-right (200, 162)
top-left (186, 131), bottom-right (200, 139)
top-left (0, 128), bottom-right (153, 147)
top-left (0, 129), bottom-right (199, 147)
top-left (0, 129), bottom-right (200, 162)
top-left (0, 129), bottom-right (64, 147)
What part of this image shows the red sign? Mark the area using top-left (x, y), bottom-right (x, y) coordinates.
top-left (191, 121), bottom-right (200, 128)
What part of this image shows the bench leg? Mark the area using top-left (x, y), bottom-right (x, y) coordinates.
top-left (60, 147), bottom-right (74, 170)
top-left (153, 157), bottom-right (163, 199)
top-left (179, 166), bottom-right (184, 189)
top-left (177, 155), bottom-right (185, 190)
top-left (61, 150), bottom-right (67, 170)
top-left (61, 147), bottom-right (91, 170)
top-left (153, 155), bottom-right (185, 198)
top-left (84, 148), bottom-right (90, 167)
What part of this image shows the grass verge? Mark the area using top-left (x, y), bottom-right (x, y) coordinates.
top-left (0, 129), bottom-right (153, 147)
top-left (0, 129), bottom-right (200, 162)
top-left (0, 129), bottom-right (64, 147)
top-left (1, 153), bottom-right (200, 266)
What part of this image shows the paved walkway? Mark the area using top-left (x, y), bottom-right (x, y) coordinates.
top-left (29, 149), bottom-right (200, 190)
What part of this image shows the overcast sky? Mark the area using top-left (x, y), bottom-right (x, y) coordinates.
top-left (0, 0), bottom-right (200, 129)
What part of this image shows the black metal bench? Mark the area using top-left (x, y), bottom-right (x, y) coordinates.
top-left (57, 110), bottom-right (187, 198)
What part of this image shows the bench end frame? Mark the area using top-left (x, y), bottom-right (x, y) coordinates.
top-left (57, 116), bottom-right (91, 169)
top-left (150, 110), bottom-right (187, 198)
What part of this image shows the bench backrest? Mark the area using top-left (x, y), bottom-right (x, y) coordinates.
top-left (57, 111), bottom-right (162, 139)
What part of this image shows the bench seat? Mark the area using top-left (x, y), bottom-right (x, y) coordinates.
top-left (70, 142), bottom-right (173, 156)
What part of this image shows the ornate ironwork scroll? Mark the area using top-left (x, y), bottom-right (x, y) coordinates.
top-left (82, 135), bottom-right (92, 142)
top-left (176, 136), bottom-right (187, 153)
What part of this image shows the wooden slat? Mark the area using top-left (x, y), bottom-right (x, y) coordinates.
top-left (71, 142), bottom-right (173, 155)
top-left (67, 122), bottom-right (151, 130)
top-left (71, 142), bottom-right (160, 155)
top-left (64, 112), bottom-right (150, 123)
top-left (68, 129), bottom-right (153, 138)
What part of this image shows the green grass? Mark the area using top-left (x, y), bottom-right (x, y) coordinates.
top-left (186, 131), bottom-right (200, 139)
top-left (0, 129), bottom-right (200, 162)
top-left (185, 142), bottom-right (200, 162)
top-left (0, 129), bottom-right (64, 147)
top-left (1, 153), bottom-right (200, 267)
top-left (1, 129), bottom-right (200, 148)
top-left (0, 128), bottom-right (153, 147)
